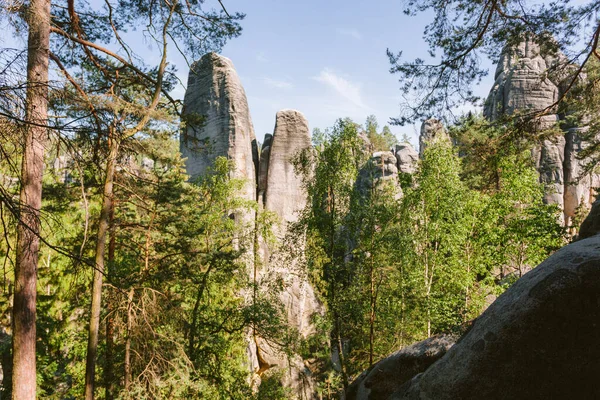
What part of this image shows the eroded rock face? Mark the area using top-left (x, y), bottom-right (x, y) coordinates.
top-left (264, 110), bottom-right (312, 223)
top-left (394, 143), bottom-right (418, 174)
top-left (181, 56), bottom-right (323, 398)
top-left (367, 151), bottom-right (399, 181)
top-left (356, 151), bottom-right (403, 201)
top-left (347, 334), bottom-right (457, 400)
top-left (485, 39), bottom-right (561, 119)
top-left (484, 38), bottom-right (600, 225)
top-left (181, 52), bottom-right (257, 203)
top-left (419, 119), bottom-right (449, 157)
top-left (256, 110), bottom-right (323, 398)
top-left (532, 134), bottom-right (566, 213)
top-left (578, 196), bottom-right (600, 240)
top-left (257, 133), bottom-right (273, 206)
top-left (389, 235), bottom-right (600, 400)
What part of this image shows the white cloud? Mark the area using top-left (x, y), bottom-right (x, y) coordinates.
top-left (262, 77), bottom-right (293, 89)
top-left (256, 52), bottom-right (269, 63)
top-left (336, 28), bottom-right (362, 40)
top-left (314, 68), bottom-right (369, 110)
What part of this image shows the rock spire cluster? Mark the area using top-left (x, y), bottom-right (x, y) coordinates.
top-left (484, 37), bottom-right (600, 225)
top-left (181, 53), bottom-right (321, 398)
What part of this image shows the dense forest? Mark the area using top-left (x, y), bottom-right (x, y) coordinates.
top-left (1, 1), bottom-right (600, 400)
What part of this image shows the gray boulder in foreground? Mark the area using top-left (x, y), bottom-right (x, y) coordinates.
top-left (346, 334), bottom-right (457, 400)
top-left (388, 234), bottom-right (600, 400)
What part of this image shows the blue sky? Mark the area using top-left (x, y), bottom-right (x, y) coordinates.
top-left (207, 0), bottom-right (494, 145)
top-left (1, 0), bottom-right (498, 146)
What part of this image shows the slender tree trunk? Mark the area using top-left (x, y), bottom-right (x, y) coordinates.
top-left (12, 1), bottom-right (51, 399)
top-left (104, 201), bottom-right (116, 400)
top-left (334, 314), bottom-right (348, 392)
top-left (84, 133), bottom-right (119, 400)
top-left (124, 288), bottom-right (134, 391)
top-left (369, 251), bottom-right (375, 367)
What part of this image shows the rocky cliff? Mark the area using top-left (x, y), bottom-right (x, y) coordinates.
top-left (181, 53), bottom-right (321, 398)
top-left (256, 109), bottom-right (323, 398)
top-left (181, 52), bottom-right (258, 205)
top-left (484, 37), bottom-right (600, 225)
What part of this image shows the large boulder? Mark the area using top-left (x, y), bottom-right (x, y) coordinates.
top-left (181, 52), bottom-right (257, 204)
top-left (347, 334), bottom-right (457, 400)
top-left (394, 143), bottom-right (418, 174)
top-left (388, 234), bottom-right (600, 400)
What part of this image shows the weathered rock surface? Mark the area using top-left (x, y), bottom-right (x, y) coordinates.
top-left (356, 151), bottom-right (402, 200)
top-left (484, 38), bottom-right (600, 225)
top-left (181, 56), bottom-right (322, 398)
top-left (419, 119), bottom-right (449, 157)
top-left (257, 133), bottom-right (273, 206)
top-left (394, 143), bottom-right (418, 174)
top-left (579, 196), bottom-right (600, 240)
top-left (532, 134), bottom-right (566, 212)
top-left (256, 110), bottom-right (323, 398)
top-left (367, 151), bottom-right (399, 181)
top-left (346, 334), bottom-right (457, 400)
top-left (388, 234), bottom-right (600, 400)
top-left (564, 128), bottom-right (600, 220)
top-left (484, 39), bottom-right (561, 119)
top-left (181, 52), bottom-right (257, 203)
top-left (264, 110), bottom-right (312, 223)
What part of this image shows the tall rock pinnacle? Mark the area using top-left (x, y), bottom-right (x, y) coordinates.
top-left (181, 55), bottom-right (322, 398)
top-left (257, 109), bottom-right (322, 398)
top-left (264, 110), bottom-right (312, 222)
top-left (483, 37), bottom-right (600, 226)
top-left (181, 52), bottom-right (257, 203)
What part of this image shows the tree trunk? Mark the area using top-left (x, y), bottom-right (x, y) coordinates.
top-left (104, 201), bottom-right (116, 400)
top-left (12, 1), bottom-right (51, 399)
top-left (369, 252), bottom-right (375, 367)
top-left (84, 134), bottom-right (119, 400)
top-left (124, 288), bottom-right (134, 391)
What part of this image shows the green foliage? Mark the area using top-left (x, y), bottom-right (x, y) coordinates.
top-left (254, 370), bottom-right (292, 400)
top-left (399, 141), bottom-right (485, 336)
top-left (292, 116), bottom-right (566, 395)
top-left (364, 115), bottom-right (397, 151)
top-left (387, 0), bottom-right (597, 124)
top-left (561, 57), bottom-right (600, 187)
top-left (0, 133), bottom-right (290, 399)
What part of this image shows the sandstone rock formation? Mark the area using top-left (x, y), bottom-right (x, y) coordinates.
top-left (356, 151), bottom-right (403, 201)
top-left (578, 196), bottom-right (600, 240)
top-left (181, 52), bottom-right (257, 204)
top-left (484, 38), bottom-right (600, 225)
top-left (255, 110), bottom-right (323, 398)
top-left (394, 143), bottom-right (418, 174)
top-left (385, 234), bottom-right (600, 400)
top-left (263, 110), bottom-right (312, 223)
top-left (181, 55), bottom-right (325, 398)
top-left (484, 39), bottom-right (561, 119)
top-left (419, 119), bottom-right (449, 157)
top-left (347, 334), bottom-right (457, 400)
top-left (257, 133), bottom-right (273, 206)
